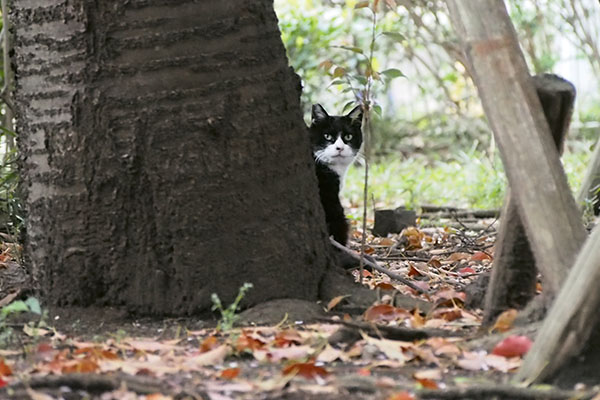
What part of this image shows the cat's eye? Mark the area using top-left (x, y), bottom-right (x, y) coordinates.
top-left (324, 133), bottom-right (333, 141)
top-left (343, 134), bottom-right (353, 141)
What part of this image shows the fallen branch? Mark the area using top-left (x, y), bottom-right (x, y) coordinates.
top-left (415, 384), bottom-right (596, 400)
top-left (3, 374), bottom-right (187, 398)
top-left (330, 238), bottom-right (429, 294)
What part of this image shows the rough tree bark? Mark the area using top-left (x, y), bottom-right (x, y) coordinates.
top-left (482, 75), bottom-right (576, 326)
top-left (446, 0), bottom-right (587, 298)
top-left (13, 0), bottom-right (331, 314)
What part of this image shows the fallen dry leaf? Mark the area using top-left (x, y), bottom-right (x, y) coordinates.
top-left (414, 368), bottom-right (443, 380)
top-left (456, 351), bottom-right (489, 371)
top-left (364, 304), bottom-right (410, 322)
top-left (387, 392), bottom-right (416, 400)
top-left (61, 358), bottom-right (99, 373)
top-left (186, 344), bottom-right (229, 368)
top-left (485, 353), bottom-right (521, 372)
top-left (362, 335), bottom-right (409, 363)
top-left (282, 361), bottom-right (329, 379)
top-left (492, 309), bottom-right (518, 333)
top-left (416, 377), bottom-right (439, 389)
top-left (0, 358), bottom-right (12, 376)
top-left (26, 388), bottom-right (54, 400)
top-left (124, 339), bottom-right (181, 353)
top-left (446, 252), bottom-right (471, 262)
top-left (470, 251), bottom-right (492, 261)
top-left (266, 345), bottom-right (312, 362)
top-left (316, 345), bottom-right (344, 363)
top-left (327, 295), bottom-right (350, 311)
top-left (219, 367), bottom-right (241, 380)
top-left (200, 336), bottom-right (220, 353)
top-left (374, 282), bottom-right (396, 291)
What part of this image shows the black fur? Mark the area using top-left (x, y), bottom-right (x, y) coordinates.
top-left (309, 104), bottom-right (363, 245)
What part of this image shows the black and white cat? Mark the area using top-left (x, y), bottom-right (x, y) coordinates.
top-left (309, 104), bottom-right (363, 245)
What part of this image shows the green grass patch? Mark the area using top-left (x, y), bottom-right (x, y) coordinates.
top-left (343, 142), bottom-right (593, 213)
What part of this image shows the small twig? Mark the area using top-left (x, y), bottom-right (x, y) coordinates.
top-left (331, 238), bottom-right (429, 294)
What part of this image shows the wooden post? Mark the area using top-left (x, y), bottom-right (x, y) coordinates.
top-left (482, 75), bottom-right (576, 326)
top-left (516, 223), bottom-right (600, 383)
top-left (446, 0), bottom-right (587, 296)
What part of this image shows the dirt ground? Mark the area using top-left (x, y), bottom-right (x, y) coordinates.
top-left (1, 217), bottom-right (599, 399)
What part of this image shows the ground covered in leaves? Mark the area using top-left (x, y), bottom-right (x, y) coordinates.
top-left (0, 214), bottom-right (598, 399)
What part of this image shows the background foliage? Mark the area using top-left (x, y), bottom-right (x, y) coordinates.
top-left (275, 0), bottom-right (600, 210)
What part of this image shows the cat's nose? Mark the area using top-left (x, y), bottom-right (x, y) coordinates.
top-left (335, 145), bottom-right (343, 151)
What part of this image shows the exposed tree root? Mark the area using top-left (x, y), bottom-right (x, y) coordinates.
top-left (2, 373), bottom-right (200, 398)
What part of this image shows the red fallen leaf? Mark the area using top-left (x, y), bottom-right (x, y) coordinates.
top-left (74, 347), bottom-right (119, 360)
top-left (364, 246), bottom-right (375, 255)
top-left (416, 378), bottom-right (439, 389)
top-left (357, 368), bottom-right (371, 376)
top-left (37, 342), bottom-right (54, 353)
top-left (235, 333), bottom-right (265, 352)
top-left (428, 258), bottom-right (442, 268)
top-left (62, 359), bottom-right (99, 373)
top-left (272, 330), bottom-right (303, 347)
top-left (219, 367), bottom-right (241, 380)
top-left (492, 335), bottom-right (532, 358)
top-left (364, 304), bottom-right (409, 322)
top-left (458, 266), bottom-right (476, 275)
top-left (282, 362), bottom-right (329, 379)
top-left (200, 336), bottom-right (220, 353)
top-left (361, 269), bottom-right (373, 277)
top-left (0, 377), bottom-right (7, 388)
top-left (375, 282), bottom-right (395, 291)
top-left (0, 359), bottom-right (12, 376)
top-left (432, 307), bottom-right (462, 322)
top-left (470, 251), bottom-right (492, 261)
top-left (387, 392), bottom-right (416, 400)
top-left (408, 264), bottom-right (422, 277)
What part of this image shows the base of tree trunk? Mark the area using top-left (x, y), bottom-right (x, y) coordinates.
top-left (550, 327), bottom-right (600, 388)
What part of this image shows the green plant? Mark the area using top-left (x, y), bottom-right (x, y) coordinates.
top-left (0, 296), bottom-right (42, 344)
top-left (211, 282), bottom-right (253, 332)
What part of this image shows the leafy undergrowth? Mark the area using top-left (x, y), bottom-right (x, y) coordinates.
top-left (0, 222), bottom-right (597, 399)
top-left (344, 145), bottom-right (592, 212)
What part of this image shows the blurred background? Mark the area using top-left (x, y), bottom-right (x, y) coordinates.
top-left (274, 0), bottom-right (600, 213)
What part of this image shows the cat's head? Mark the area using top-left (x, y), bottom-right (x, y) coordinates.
top-left (309, 104), bottom-right (363, 171)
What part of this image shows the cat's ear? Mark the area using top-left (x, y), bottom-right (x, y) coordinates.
top-left (346, 105), bottom-right (363, 126)
top-left (311, 104), bottom-right (329, 123)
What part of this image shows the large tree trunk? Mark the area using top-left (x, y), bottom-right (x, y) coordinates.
top-left (13, 0), bottom-right (331, 314)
